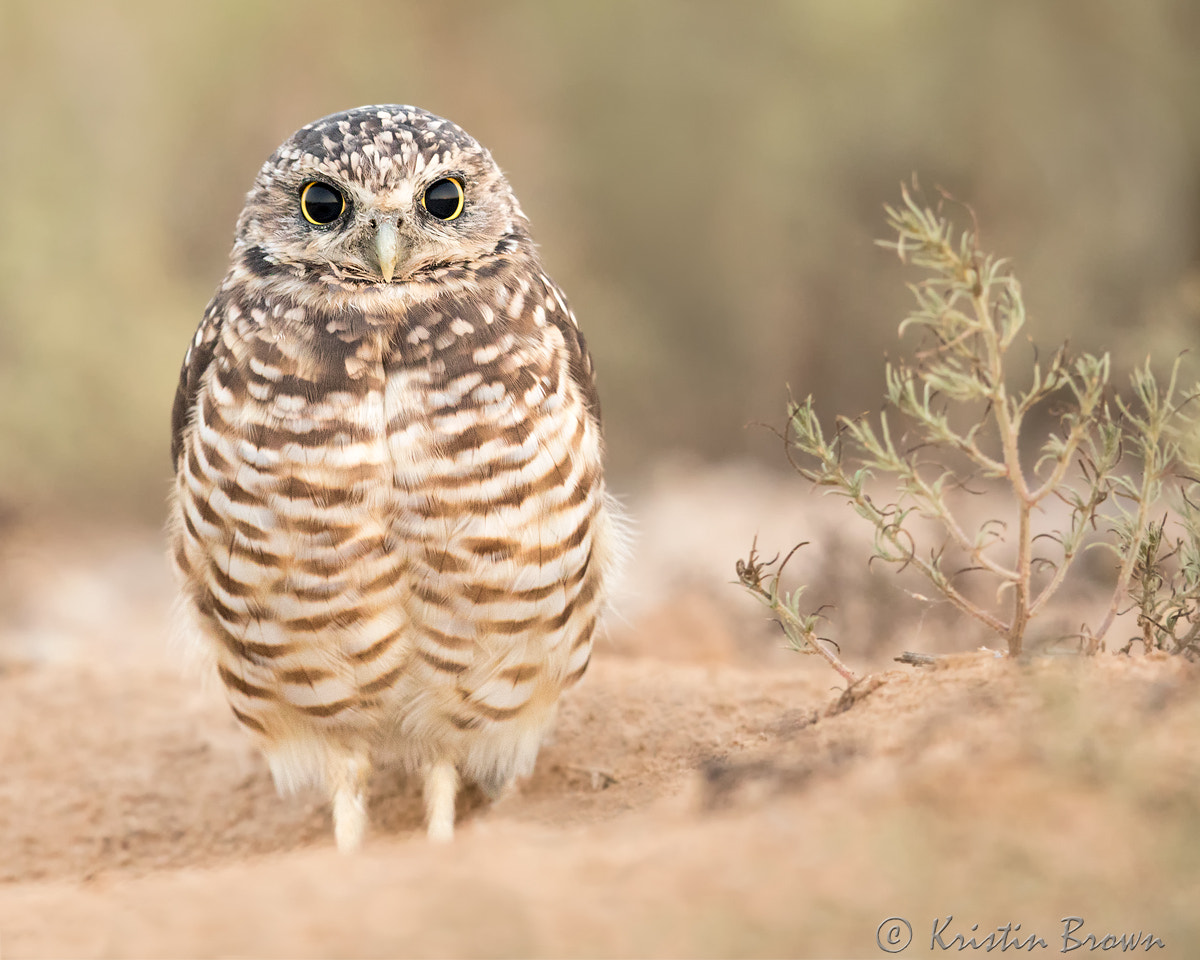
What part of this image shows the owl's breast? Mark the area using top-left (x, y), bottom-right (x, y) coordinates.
top-left (378, 292), bottom-right (609, 738)
top-left (172, 280), bottom-right (612, 763)
top-left (172, 319), bottom-right (412, 730)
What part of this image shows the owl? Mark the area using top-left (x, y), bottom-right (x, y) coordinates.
top-left (168, 105), bottom-right (622, 851)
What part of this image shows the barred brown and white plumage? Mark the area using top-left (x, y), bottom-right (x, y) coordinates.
top-left (168, 105), bottom-right (623, 850)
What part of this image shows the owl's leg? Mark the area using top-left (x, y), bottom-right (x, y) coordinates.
top-left (423, 758), bottom-right (459, 843)
top-left (329, 750), bottom-right (371, 853)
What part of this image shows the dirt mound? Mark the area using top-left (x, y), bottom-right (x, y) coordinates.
top-left (2, 507), bottom-right (1198, 956)
top-left (4, 644), bottom-right (1199, 954)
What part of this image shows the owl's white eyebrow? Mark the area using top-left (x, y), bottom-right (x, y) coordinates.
top-left (375, 182), bottom-right (414, 210)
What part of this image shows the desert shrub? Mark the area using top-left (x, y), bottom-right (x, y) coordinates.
top-left (738, 184), bottom-right (1199, 675)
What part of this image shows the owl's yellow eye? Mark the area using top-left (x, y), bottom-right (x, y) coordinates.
top-left (300, 181), bottom-right (345, 225)
top-left (422, 178), bottom-right (465, 221)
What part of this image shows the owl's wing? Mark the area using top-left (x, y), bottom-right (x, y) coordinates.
top-left (170, 299), bottom-right (224, 469)
top-left (539, 277), bottom-right (602, 425)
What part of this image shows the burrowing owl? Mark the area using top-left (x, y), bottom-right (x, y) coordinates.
top-left (169, 105), bottom-right (621, 850)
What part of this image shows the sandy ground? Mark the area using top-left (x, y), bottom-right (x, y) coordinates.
top-left (2, 467), bottom-right (1198, 957)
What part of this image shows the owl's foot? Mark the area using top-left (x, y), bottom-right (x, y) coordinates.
top-left (424, 759), bottom-right (459, 842)
top-left (330, 751), bottom-right (371, 853)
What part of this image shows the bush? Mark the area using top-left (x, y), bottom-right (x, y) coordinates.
top-left (738, 183), bottom-right (1200, 676)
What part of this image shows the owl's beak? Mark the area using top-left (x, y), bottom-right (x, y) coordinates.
top-left (373, 217), bottom-right (403, 283)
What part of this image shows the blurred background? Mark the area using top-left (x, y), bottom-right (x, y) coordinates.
top-left (1, 0), bottom-right (1198, 520)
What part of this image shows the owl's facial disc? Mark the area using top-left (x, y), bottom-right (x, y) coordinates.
top-left (240, 107), bottom-right (533, 291)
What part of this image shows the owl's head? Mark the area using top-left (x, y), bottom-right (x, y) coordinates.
top-left (234, 105), bottom-right (530, 289)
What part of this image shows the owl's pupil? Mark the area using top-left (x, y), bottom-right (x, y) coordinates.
top-left (424, 178), bottom-right (464, 221)
top-left (300, 182), bottom-right (345, 225)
